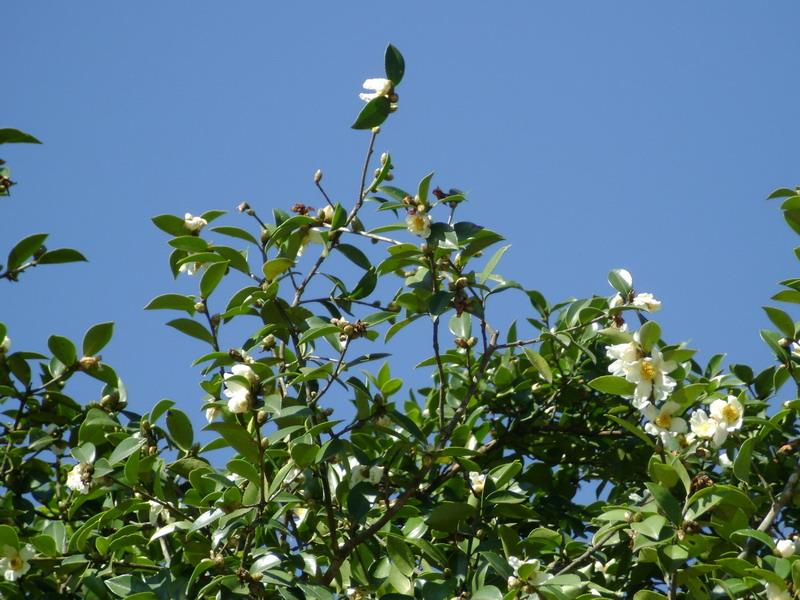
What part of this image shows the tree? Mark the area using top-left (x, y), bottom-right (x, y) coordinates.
top-left (1, 44), bottom-right (800, 600)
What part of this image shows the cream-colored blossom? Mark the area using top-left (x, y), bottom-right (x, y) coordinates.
top-left (178, 261), bottom-right (203, 276)
top-left (297, 227), bottom-right (324, 257)
top-left (359, 78), bottom-right (392, 102)
top-left (469, 472), bottom-right (486, 494)
top-left (642, 401), bottom-right (687, 439)
top-left (223, 364), bottom-right (257, 414)
top-left (689, 409), bottom-right (728, 447)
top-left (765, 582), bottom-right (792, 600)
top-left (0, 544), bottom-right (33, 582)
top-left (204, 400), bottom-right (222, 423)
top-left (709, 396), bottom-right (744, 432)
top-left (631, 292), bottom-right (661, 312)
top-left (183, 212), bottom-right (208, 233)
top-left (606, 341), bottom-right (639, 378)
top-left (350, 464), bottom-right (384, 486)
top-left (406, 210), bottom-right (432, 238)
top-left (66, 462), bottom-right (92, 494)
top-left (318, 204), bottom-right (335, 224)
top-left (626, 348), bottom-right (677, 408)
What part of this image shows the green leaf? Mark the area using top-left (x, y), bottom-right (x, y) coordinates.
top-left (763, 306), bottom-right (796, 338)
top-left (426, 502), bottom-right (477, 532)
top-left (335, 244), bottom-right (371, 270)
top-left (144, 293), bottom-right (197, 313)
top-left (352, 96), bottom-right (391, 130)
top-left (262, 257), bottom-right (294, 281)
top-left (82, 322), bottom-right (114, 356)
top-left (166, 318), bottom-right (215, 345)
top-left (448, 313), bottom-right (472, 338)
top-left (349, 268), bottom-right (377, 300)
top-left (36, 248), bottom-right (87, 264)
top-left (7, 232), bottom-right (48, 272)
top-left (124, 448), bottom-right (140, 485)
top-left (638, 320), bottom-right (661, 352)
top-left (645, 482), bottom-right (683, 525)
top-left (169, 235), bottom-right (209, 252)
top-left (472, 586), bottom-right (503, 600)
top-left (151, 214), bottom-right (187, 236)
top-left (633, 592), bottom-right (668, 600)
top-left (48, 335), bottom-right (77, 365)
top-left (0, 525), bottom-right (19, 549)
top-left (384, 44), bottom-right (405, 85)
top-left (588, 375), bottom-right (635, 396)
top-left (733, 436), bottom-right (757, 483)
top-left (200, 261), bottom-right (228, 298)
top-left (479, 244), bottom-right (511, 284)
top-left (205, 422), bottom-right (260, 463)
top-left (212, 226), bottom-right (258, 245)
top-left (522, 348), bottom-right (553, 383)
top-left (108, 437), bottom-right (146, 466)
top-left (0, 128), bottom-right (42, 144)
top-left (417, 172), bottom-right (434, 204)
top-left (166, 409), bottom-right (194, 452)
top-left (608, 268), bottom-right (632, 295)
top-left (730, 528), bottom-right (775, 550)
top-left (773, 289), bottom-right (800, 304)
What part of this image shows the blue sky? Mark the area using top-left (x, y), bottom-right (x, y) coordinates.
top-left (4, 2), bottom-right (800, 427)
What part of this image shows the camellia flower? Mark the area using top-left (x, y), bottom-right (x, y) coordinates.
top-left (406, 210), bottom-right (432, 238)
top-left (183, 212), bottom-right (207, 233)
top-left (626, 348), bottom-right (677, 408)
top-left (765, 582), bottom-right (792, 600)
top-left (223, 364), bottom-right (258, 414)
top-left (65, 462), bottom-right (92, 494)
top-left (0, 336), bottom-right (10, 354)
top-left (689, 409), bottom-right (728, 447)
top-left (359, 78), bottom-right (392, 102)
top-left (631, 292), bottom-right (662, 312)
top-left (606, 341), bottom-right (639, 378)
top-left (0, 544), bottom-right (34, 582)
top-left (318, 204), bottom-right (335, 224)
top-left (178, 261), bottom-right (203, 276)
top-left (775, 538), bottom-right (796, 558)
top-left (507, 556), bottom-right (551, 586)
top-left (204, 400), bottom-right (222, 423)
top-left (642, 401), bottom-right (687, 440)
top-left (297, 226), bottom-right (325, 257)
top-left (718, 452), bottom-right (733, 469)
top-left (709, 395), bottom-right (744, 432)
top-left (469, 472), bottom-right (486, 494)
top-left (350, 464), bottom-right (384, 486)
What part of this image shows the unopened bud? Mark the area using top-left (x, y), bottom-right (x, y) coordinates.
top-left (260, 228), bottom-right (270, 244)
top-left (261, 334), bottom-right (276, 350)
top-left (257, 410), bottom-right (268, 424)
top-left (237, 201), bottom-right (251, 213)
top-left (194, 302), bottom-right (206, 312)
top-left (371, 126), bottom-right (381, 134)
top-left (380, 152), bottom-right (388, 164)
top-left (314, 169), bottom-right (323, 183)
top-left (78, 356), bottom-right (100, 370)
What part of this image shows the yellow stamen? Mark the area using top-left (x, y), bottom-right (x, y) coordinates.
top-left (654, 413), bottom-right (672, 429)
top-left (721, 404), bottom-right (740, 424)
top-left (639, 361), bottom-right (656, 380)
top-left (9, 556), bottom-right (22, 570)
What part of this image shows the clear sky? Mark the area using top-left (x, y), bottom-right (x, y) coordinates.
top-left (4, 2), bottom-right (800, 427)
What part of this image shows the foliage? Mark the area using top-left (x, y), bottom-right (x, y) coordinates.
top-left (2, 44), bottom-right (800, 600)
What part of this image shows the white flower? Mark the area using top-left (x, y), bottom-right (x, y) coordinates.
top-left (350, 464), bottom-right (384, 486)
top-left (690, 409), bottom-right (728, 447)
top-left (406, 210), bottom-right (432, 238)
top-left (223, 364), bottom-right (258, 414)
top-left (642, 401), bottom-right (688, 439)
top-left (718, 452), bottom-right (733, 469)
top-left (204, 400), bottom-right (222, 423)
top-left (359, 78), bottom-right (392, 102)
top-left (765, 582), bottom-right (792, 600)
top-left (606, 341), bottom-right (639, 378)
top-left (507, 556), bottom-right (550, 586)
top-left (610, 294), bottom-right (625, 308)
top-left (297, 227), bottom-right (324, 257)
top-left (709, 396), bottom-right (744, 432)
top-left (183, 212), bottom-right (208, 233)
top-left (0, 336), bottom-right (10, 354)
top-left (0, 544), bottom-right (33, 581)
top-left (469, 472), bottom-right (486, 494)
top-left (148, 499), bottom-right (170, 525)
top-left (626, 349), bottom-right (677, 408)
top-left (631, 292), bottom-right (661, 312)
top-left (775, 538), bottom-right (796, 558)
top-left (65, 462), bottom-right (92, 494)
top-left (178, 261), bottom-right (203, 276)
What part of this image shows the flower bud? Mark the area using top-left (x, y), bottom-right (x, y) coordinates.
top-left (78, 356), bottom-right (100, 370)
top-left (380, 152), bottom-right (388, 164)
top-left (194, 302), bottom-right (206, 312)
top-left (314, 169), bottom-right (323, 183)
top-left (237, 201), bottom-right (251, 213)
top-left (371, 126), bottom-right (381, 134)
